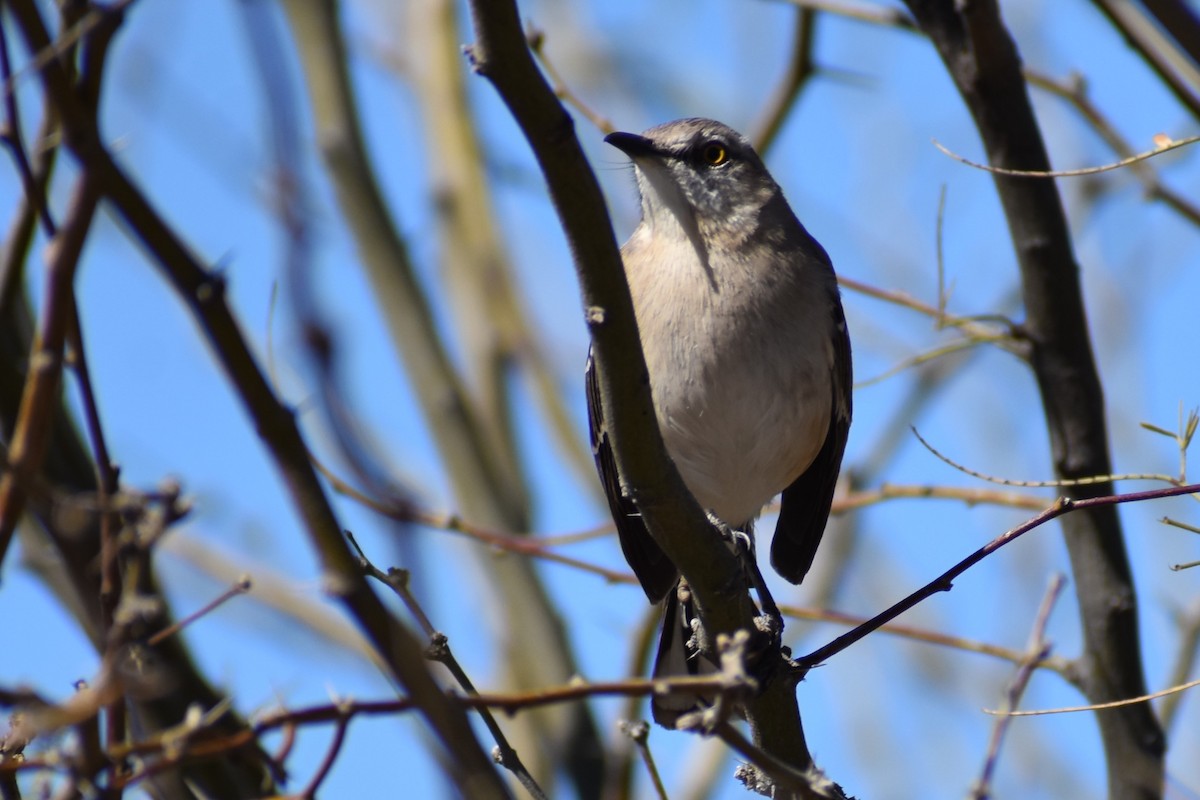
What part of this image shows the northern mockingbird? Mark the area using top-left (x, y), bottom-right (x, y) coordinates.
top-left (587, 118), bottom-right (852, 726)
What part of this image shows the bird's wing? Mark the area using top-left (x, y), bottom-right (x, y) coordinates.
top-left (770, 296), bottom-right (852, 585)
top-left (586, 348), bottom-right (678, 602)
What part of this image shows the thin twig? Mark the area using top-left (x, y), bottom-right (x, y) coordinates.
top-left (800, 482), bottom-right (1200, 668)
top-left (932, 134), bottom-right (1200, 178)
top-left (751, 6), bottom-right (817, 155)
top-left (322, 460), bottom-right (635, 584)
top-left (984, 676), bottom-right (1200, 717)
top-left (297, 711), bottom-right (349, 800)
top-left (617, 721), bottom-right (668, 800)
top-left (781, 604), bottom-right (1073, 676)
top-left (912, 426), bottom-right (1180, 489)
top-left (1088, 0), bottom-right (1200, 120)
top-left (781, 0), bottom-right (917, 31)
top-left (145, 577), bottom-right (252, 647)
top-left (345, 533), bottom-right (548, 800)
top-left (837, 274), bottom-right (1024, 357)
top-left (833, 482), bottom-right (1048, 513)
top-left (1160, 596), bottom-right (1200, 731)
top-left (525, 26), bottom-right (613, 134)
top-left (1025, 70), bottom-right (1200, 228)
top-left (971, 574), bottom-right (1065, 799)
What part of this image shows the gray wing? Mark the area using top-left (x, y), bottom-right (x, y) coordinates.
top-left (770, 293), bottom-right (852, 585)
top-left (586, 349), bottom-right (678, 603)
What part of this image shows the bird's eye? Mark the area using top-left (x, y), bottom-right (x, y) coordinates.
top-left (700, 142), bottom-right (729, 167)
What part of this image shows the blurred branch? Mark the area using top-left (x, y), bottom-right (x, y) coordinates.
top-left (855, 333), bottom-right (1008, 388)
top-left (1159, 596), bottom-right (1200, 732)
top-left (1089, 0), bottom-right (1200, 121)
top-left (408, 0), bottom-right (537, 519)
top-left (160, 533), bottom-right (387, 670)
top-left (751, 6), bottom-right (818, 155)
top-left (783, 0), bottom-right (918, 31)
top-left (901, 3), bottom-right (1166, 796)
top-left (971, 574), bottom-right (1065, 800)
top-left (838, 274), bottom-right (1025, 358)
top-left (279, 5), bottom-right (602, 790)
top-left (401, 7), bottom-right (609, 789)
top-left (276, 0), bottom-right (525, 531)
top-left (527, 27), bottom-right (615, 134)
top-left (464, 1), bottom-right (847, 798)
top-left (1025, 71), bottom-right (1200, 228)
top-left (0, 173), bottom-right (99, 571)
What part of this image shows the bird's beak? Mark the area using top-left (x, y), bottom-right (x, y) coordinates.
top-left (605, 131), bottom-right (660, 159)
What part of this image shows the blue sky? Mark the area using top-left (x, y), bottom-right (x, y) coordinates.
top-left (3, 0), bottom-right (1199, 798)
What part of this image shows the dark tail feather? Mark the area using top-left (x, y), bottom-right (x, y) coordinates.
top-left (650, 582), bottom-right (718, 728)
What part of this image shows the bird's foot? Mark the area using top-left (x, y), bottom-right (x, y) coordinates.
top-left (706, 512), bottom-right (785, 648)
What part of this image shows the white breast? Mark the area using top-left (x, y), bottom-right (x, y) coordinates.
top-left (624, 226), bottom-right (834, 528)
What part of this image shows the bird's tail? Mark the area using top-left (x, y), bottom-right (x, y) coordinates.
top-left (650, 581), bottom-right (719, 728)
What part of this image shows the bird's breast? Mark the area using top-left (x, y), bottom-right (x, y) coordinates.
top-left (627, 239), bottom-right (835, 528)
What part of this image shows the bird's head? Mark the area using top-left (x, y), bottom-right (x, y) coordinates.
top-left (605, 118), bottom-right (782, 246)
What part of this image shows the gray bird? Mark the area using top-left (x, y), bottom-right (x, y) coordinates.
top-left (587, 118), bottom-right (852, 726)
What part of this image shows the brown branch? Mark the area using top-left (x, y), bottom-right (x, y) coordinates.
top-left (1159, 596), bottom-right (1200, 732)
top-left (0, 173), bottom-right (100, 569)
top-left (296, 711), bottom-right (349, 800)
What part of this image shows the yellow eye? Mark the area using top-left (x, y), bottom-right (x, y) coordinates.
top-left (701, 142), bottom-right (728, 166)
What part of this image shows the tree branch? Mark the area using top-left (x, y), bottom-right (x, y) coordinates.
top-left (901, 2), bottom-right (1165, 796)
top-left (4, 1), bottom-right (511, 795)
top-left (463, 3), bottom-right (850, 798)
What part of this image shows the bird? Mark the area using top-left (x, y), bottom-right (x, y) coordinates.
top-left (586, 118), bottom-right (852, 727)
